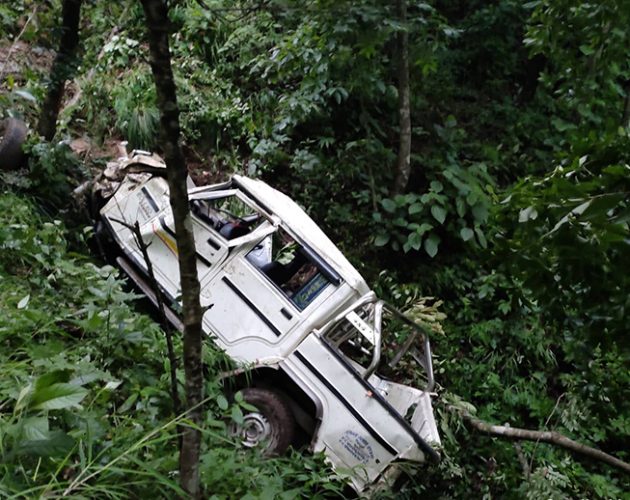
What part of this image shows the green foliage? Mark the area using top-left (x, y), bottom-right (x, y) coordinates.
top-left (499, 135), bottom-right (630, 341)
top-left (526, 0), bottom-right (630, 141)
top-left (2, 0), bottom-right (630, 497)
top-left (374, 156), bottom-right (493, 255)
top-left (24, 139), bottom-right (86, 207)
top-left (0, 194), bottom-right (342, 497)
top-left (112, 70), bottom-right (160, 151)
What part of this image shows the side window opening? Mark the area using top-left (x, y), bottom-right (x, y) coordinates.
top-left (246, 227), bottom-right (336, 310)
top-left (191, 194), bottom-right (263, 240)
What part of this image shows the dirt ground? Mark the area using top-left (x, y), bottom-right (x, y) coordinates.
top-left (0, 38), bottom-right (225, 183)
top-left (0, 40), bottom-right (54, 89)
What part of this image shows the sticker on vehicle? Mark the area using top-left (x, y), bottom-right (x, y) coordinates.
top-left (339, 430), bottom-right (374, 465)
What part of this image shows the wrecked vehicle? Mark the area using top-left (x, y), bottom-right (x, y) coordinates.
top-left (95, 151), bottom-right (441, 492)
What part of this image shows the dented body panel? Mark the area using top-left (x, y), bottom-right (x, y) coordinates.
top-left (98, 152), bottom-right (440, 492)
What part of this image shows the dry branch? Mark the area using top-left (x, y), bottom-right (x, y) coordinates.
top-left (458, 411), bottom-right (630, 475)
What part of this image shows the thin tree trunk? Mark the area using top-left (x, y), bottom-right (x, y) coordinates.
top-left (38, 0), bottom-right (82, 141)
top-left (459, 411), bottom-right (630, 475)
top-left (392, 0), bottom-right (411, 195)
top-left (127, 219), bottom-right (182, 417)
top-left (140, 1), bottom-right (204, 497)
top-left (622, 80), bottom-right (630, 128)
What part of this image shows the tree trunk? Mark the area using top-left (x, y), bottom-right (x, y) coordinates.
top-left (38, 0), bottom-right (82, 141)
top-left (392, 0), bottom-right (411, 195)
top-left (622, 80), bottom-right (630, 128)
top-left (139, 1), bottom-right (204, 497)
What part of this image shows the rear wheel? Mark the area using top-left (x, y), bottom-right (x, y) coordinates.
top-left (229, 387), bottom-right (296, 456)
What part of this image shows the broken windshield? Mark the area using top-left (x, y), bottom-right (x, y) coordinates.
top-left (322, 298), bottom-right (434, 392)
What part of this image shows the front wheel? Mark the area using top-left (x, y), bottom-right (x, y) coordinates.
top-left (229, 387), bottom-right (296, 456)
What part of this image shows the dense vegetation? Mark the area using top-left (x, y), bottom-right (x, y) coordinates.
top-left (1, 0), bottom-right (629, 498)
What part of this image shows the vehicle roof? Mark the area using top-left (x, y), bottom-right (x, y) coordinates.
top-left (233, 175), bottom-right (370, 294)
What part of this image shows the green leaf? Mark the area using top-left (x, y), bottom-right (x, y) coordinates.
top-left (15, 384), bottom-right (32, 411)
top-left (472, 203), bottom-right (489, 223)
top-left (430, 205), bottom-right (447, 224)
top-left (13, 89), bottom-right (36, 102)
top-left (36, 370), bottom-right (72, 391)
top-left (430, 180), bottom-right (443, 193)
top-left (407, 231), bottom-right (423, 250)
top-left (118, 393), bottom-right (138, 413)
top-left (408, 203), bottom-right (423, 215)
top-left (30, 383), bottom-right (88, 410)
top-left (17, 294), bottom-right (30, 309)
top-left (380, 198), bottom-right (396, 213)
top-left (374, 234), bottom-right (390, 247)
top-left (460, 227), bottom-right (474, 241)
top-left (579, 44), bottom-right (595, 55)
top-left (518, 206), bottom-right (538, 222)
top-left (217, 394), bottom-right (229, 410)
top-left (22, 417), bottom-right (50, 441)
top-left (15, 431), bottom-right (75, 458)
top-left (394, 194), bottom-right (407, 206)
top-left (424, 234), bottom-right (440, 258)
top-left (572, 199), bottom-right (592, 216)
top-left (551, 117), bottom-right (575, 132)
top-left (475, 227), bottom-right (488, 249)
top-left (231, 405), bottom-right (244, 425)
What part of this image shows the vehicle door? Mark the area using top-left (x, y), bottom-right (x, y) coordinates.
top-left (130, 184), bottom-right (234, 300)
top-left (203, 225), bottom-right (341, 350)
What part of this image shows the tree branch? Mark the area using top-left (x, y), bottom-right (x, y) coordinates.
top-left (458, 411), bottom-right (630, 475)
top-left (110, 217), bottom-right (181, 417)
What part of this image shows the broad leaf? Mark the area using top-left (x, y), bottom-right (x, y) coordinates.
top-left (460, 227), bottom-right (474, 241)
top-left (15, 431), bottom-right (75, 458)
top-left (30, 383), bottom-right (88, 410)
top-left (36, 370), bottom-right (72, 391)
top-left (475, 227), bottom-right (487, 248)
top-left (407, 231), bottom-right (423, 250)
top-left (17, 295), bottom-right (30, 309)
top-left (380, 198), bottom-right (396, 213)
top-left (424, 234), bottom-right (440, 258)
top-left (22, 416), bottom-right (49, 441)
top-left (374, 234), bottom-right (390, 247)
top-left (431, 205), bottom-right (447, 224)
top-left (408, 203), bottom-right (423, 215)
top-left (217, 394), bottom-right (229, 411)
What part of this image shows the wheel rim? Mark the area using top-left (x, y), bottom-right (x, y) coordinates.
top-left (232, 411), bottom-right (273, 448)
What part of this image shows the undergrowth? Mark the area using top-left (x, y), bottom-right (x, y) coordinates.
top-left (0, 192), bottom-right (344, 498)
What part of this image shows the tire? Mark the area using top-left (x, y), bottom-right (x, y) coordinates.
top-left (0, 118), bottom-right (28, 170)
top-left (230, 387), bottom-right (296, 456)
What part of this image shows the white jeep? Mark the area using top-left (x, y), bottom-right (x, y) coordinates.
top-left (96, 151), bottom-right (441, 492)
